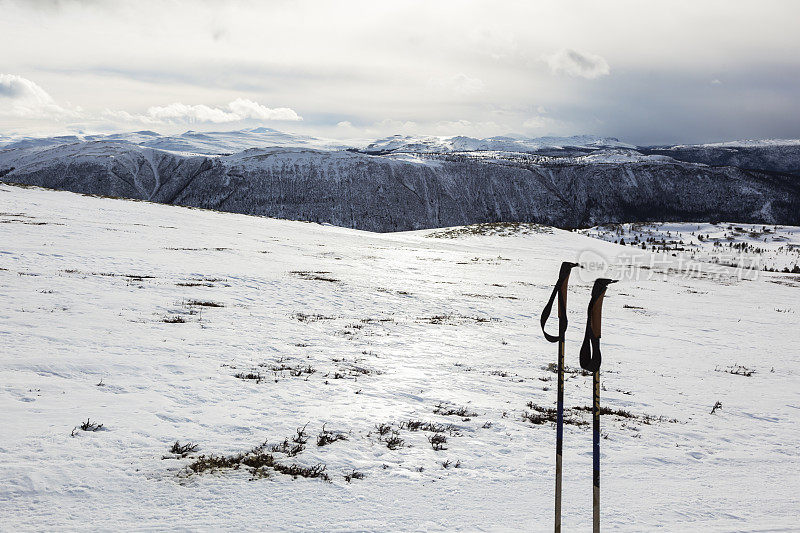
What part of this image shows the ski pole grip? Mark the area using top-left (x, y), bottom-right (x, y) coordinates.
top-left (579, 278), bottom-right (616, 372)
top-left (591, 291), bottom-right (605, 337)
top-left (541, 262), bottom-right (580, 343)
top-left (557, 273), bottom-right (570, 321)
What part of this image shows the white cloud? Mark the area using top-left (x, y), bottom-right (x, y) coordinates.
top-left (336, 121), bottom-right (353, 128)
top-left (101, 108), bottom-right (155, 123)
top-left (226, 98), bottom-right (301, 121)
top-left (105, 99), bottom-right (302, 125)
top-left (1, 74), bottom-right (301, 129)
top-left (146, 102), bottom-right (237, 123)
top-left (0, 74), bottom-right (50, 101)
top-left (543, 49), bottom-right (610, 79)
top-left (0, 73), bottom-right (79, 119)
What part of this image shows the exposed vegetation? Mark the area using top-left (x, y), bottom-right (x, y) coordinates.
top-left (426, 222), bottom-right (553, 239)
top-left (384, 431), bottom-right (405, 450)
top-left (715, 364), bottom-right (755, 377)
top-left (433, 403), bottom-right (478, 418)
top-left (343, 470), bottom-right (365, 483)
top-left (169, 441), bottom-right (199, 457)
top-left (523, 403), bottom-right (588, 427)
top-left (316, 425), bottom-right (348, 447)
top-left (290, 271), bottom-right (340, 283)
top-left (234, 371), bottom-right (264, 383)
top-left (427, 433), bottom-right (448, 451)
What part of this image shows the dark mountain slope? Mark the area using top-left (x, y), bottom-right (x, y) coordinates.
top-left (1, 142), bottom-right (798, 231)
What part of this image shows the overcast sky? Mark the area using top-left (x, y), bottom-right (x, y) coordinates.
top-left (2, 0), bottom-right (799, 144)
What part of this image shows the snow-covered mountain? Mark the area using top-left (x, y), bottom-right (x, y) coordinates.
top-left (0, 127), bottom-right (350, 156)
top-left (1, 130), bottom-right (799, 231)
top-left (2, 183), bottom-right (799, 530)
top-left (0, 131), bottom-right (635, 157)
top-left (676, 139), bottom-right (800, 148)
top-left (642, 139), bottom-right (800, 176)
top-left (364, 134), bottom-right (634, 154)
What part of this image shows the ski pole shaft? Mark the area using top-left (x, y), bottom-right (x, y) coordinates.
top-left (593, 370), bottom-right (600, 533)
top-left (555, 338), bottom-right (565, 533)
top-left (540, 261), bottom-right (579, 533)
top-left (580, 278), bottom-right (615, 533)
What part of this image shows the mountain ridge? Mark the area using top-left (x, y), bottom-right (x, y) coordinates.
top-left (1, 129), bottom-right (799, 232)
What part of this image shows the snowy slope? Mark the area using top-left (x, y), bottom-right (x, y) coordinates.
top-left (1, 184), bottom-right (799, 531)
top-left (365, 134), bottom-right (634, 153)
top-left (0, 140), bottom-right (213, 203)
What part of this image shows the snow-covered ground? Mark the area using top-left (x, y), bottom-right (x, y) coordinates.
top-left (1, 184), bottom-right (799, 531)
top-left (581, 222), bottom-right (800, 273)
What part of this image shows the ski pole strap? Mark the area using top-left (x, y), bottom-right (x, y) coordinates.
top-left (540, 262), bottom-right (579, 343)
top-left (579, 278), bottom-right (617, 372)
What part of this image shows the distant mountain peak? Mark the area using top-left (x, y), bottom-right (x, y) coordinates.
top-left (247, 127), bottom-right (280, 134)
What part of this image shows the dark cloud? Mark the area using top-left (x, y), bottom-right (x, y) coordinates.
top-left (548, 63), bottom-right (800, 145)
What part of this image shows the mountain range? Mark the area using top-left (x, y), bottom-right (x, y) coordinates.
top-left (1, 128), bottom-right (798, 231)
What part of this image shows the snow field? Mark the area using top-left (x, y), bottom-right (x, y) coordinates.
top-left (0, 184), bottom-right (799, 531)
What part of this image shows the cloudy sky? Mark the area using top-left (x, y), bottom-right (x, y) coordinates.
top-left (2, 0), bottom-right (799, 144)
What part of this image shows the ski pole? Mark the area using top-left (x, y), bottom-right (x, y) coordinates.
top-left (540, 261), bottom-right (579, 533)
top-left (579, 278), bottom-right (617, 533)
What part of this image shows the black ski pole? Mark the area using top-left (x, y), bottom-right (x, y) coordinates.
top-left (579, 278), bottom-right (617, 533)
top-left (540, 261), bottom-right (579, 533)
